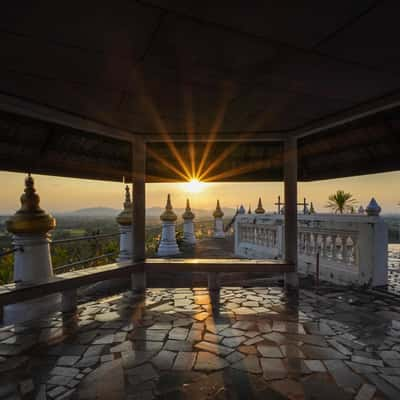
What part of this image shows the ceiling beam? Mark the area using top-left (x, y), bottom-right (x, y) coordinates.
top-left (0, 92), bottom-right (135, 143)
top-left (0, 92), bottom-right (289, 143)
top-left (295, 91), bottom-right (400, 139)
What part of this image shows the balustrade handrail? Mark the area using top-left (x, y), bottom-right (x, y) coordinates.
top-left (51, 232), bottom-right (119, 245)
top-left (0, 247), bottom-right (23, 259)
top-left (53, 251), bottom-right (118, 273)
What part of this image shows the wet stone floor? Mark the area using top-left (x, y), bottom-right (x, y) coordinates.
top-left (1, 287), bottom-right (400, 400)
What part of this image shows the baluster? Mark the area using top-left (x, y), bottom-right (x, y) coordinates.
top-left (345, 236), bottom-right (352, 264)
top-left (310, 233), bottom-right (315, 255)
top-left (298, 232), bottom-right (303, 253)
top-left (340, 235), bottom-right (347, 262)
top-left (318, 234), bottom-right (323, 257)
top-left (305, 233), bottom-right (311, 255)
top-left (332, 235), bottom-right (337, 259)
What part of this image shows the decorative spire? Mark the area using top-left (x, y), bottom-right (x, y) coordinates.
top-left (255, 197), bottom-right (265, 214)
top-left (366, 198), bottom-right (381, 216)
top-left (238, 204), bottom-right (246, 214)
top-left (160, 194), bottom-right (177, 222)
top-left (248, 204), bottom-right (252, 214)
top-left (116, 185), bottom-right (133, 225)
top-left (213, 200), bottom-right (224, 218)
top-left (182, 198), bottom-right (195, 220)
top-left (309, 202), bottom-right (315, 214)
top-left (6, 174), bottom-right (56, 234)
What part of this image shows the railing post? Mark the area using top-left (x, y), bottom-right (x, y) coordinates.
top-left (62, 289), bottom-right (77, 313)
top-left (208, 272), bottom-right (220, 291)
top-left (283, 137), bottom-right (299, 291)
top-left (131, 136), bottom-right (146, 293)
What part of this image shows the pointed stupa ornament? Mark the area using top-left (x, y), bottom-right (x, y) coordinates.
top-left (248, 204), bottom-right (252, 214)
top-left (358, 205), bottom-right (365, 214)
top-left (255, 197), bottom-right (265, 214)
top-left (160, 194), bottom-right (177, 222)
top-left (116, 185), bottom-right (132, 225)
top-left (309, 202), bottom-right (315, 214)
top-left (182, 198), bottom-right (195, 220)
top-left (238, 204), bottom-right (246, 214)
top-left (6, 174), bottom-right (56, 234)
top-left (366, 198), bottom-right (381, 216)
top-left (213, 200), bottom-right (224, 218)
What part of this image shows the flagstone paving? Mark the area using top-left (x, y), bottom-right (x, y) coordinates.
top-left (0, 286), bottom-right (400, 399)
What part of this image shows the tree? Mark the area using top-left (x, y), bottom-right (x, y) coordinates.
top-left (326, 190), bottom-right (357, 214)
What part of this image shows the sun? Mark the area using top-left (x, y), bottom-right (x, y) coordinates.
top-left (185, 178), bottom-right (204, 193)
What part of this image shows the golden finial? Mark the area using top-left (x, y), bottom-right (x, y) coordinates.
top-left (248, 204), bottom-right (252, 214)
top-left (160, 194), bottom-right (177, 222)
top-left (182, 198), bottom-right (195, 220)
top-left (116, 185), bottom-right (133, 225)
top-left (213, 200), bottom-right (224, 218)
top-left (255, 197), bottom-right (265, 214)
top-left (6, 174), bottom-right (56, 234)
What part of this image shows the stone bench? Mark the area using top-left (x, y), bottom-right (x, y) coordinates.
top-left (0, 258), bottom-right (294, 321)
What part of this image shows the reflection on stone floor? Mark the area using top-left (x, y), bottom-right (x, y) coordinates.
top-left (1, 286), bottom-right (400, 399)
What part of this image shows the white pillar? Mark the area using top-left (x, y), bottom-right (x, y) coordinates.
top-left (6, 174), bottom-right (55, 284)
top-left (132, 137), bottom-right (146, 292)
top-left (5, 174), bottom-right (60, 323)
top-left (157, 194), bottom-right (180, 256)
top-left (116, 185), bottom-right (133, 261)
top-left (12, 234), bottom-right (53, 283)
top-left (182, 199), bottom-right (196, 245)
top-left (118, 225), bottom-right (133, 261)
top-left (213, 200), bottom-right (225, 238)
top-left (283, 137), bottom-right (299, 290)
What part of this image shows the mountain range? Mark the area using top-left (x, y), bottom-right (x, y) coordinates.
top-left (55, 206), bottom-right (236, 218)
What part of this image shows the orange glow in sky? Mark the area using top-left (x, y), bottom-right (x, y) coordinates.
top-left (0, 171), bottom-right (399, 215)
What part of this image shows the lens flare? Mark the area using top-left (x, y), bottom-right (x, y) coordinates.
top-left (185, 178), bottom-right (204, 193)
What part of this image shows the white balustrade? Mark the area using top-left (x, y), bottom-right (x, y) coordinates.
top-left (235, 213), bottom-right (388, 287)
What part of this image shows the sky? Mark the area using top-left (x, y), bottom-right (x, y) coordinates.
top-left (0, 170), bottom-right (399, 215)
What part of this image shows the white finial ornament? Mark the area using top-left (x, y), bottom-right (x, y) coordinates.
top-left (213, 200), bottom-right (225, 238)
top-left (157, 194), bottom-right (180, 256)
top-left (182, 199), bottom-right (196, 245)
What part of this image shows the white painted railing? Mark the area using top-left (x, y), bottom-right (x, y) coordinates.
top-left (235, 213), bottom-right (388, 287)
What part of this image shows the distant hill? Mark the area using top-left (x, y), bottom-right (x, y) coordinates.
top-left (56, 206), bottom-right (237, 218)
top-left (60, 207), bottom-right (119, 217)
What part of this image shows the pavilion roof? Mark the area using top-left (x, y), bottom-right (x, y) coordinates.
top-left (0, 2), bottom-right (400, 182)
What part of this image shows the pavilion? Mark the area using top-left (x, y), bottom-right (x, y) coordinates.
top-left (1, 2), bottom-right (400, 295)
top-left (1, 3), bottom-right (400, 399)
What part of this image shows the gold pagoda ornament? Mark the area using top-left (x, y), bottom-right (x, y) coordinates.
top-left (116, 185), bottom-right (133, 225)
top-left (6, 174), bottom-right (56, 234)
top-left (160, 194), bottom-right (177, 222)
top-left (255, 197), bottom-right (265, 214)
top-left (182, 198), bottom-right (195, 220)
top-left (213, 200), bottom-right (224, 218)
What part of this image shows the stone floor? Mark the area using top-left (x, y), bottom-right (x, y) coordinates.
top-left (1, 285), bottom-right (400, 399)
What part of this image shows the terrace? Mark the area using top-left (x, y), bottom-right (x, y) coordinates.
top-left (1, 1), bottom-right (400, 399)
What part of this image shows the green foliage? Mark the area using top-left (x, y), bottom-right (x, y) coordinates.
top-left (0, 252), bottom-right (13, 284)
top-left (326, 190), bottom-right (357, 214)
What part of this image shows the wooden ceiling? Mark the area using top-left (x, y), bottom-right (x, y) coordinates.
top-left (0, 1), bottom-right (400, 181)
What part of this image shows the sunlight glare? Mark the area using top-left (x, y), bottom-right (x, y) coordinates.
top-left (185, 178), bottom-right (204, 193)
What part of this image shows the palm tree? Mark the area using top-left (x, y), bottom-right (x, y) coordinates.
top-left (326, 190), bottom-right (357, 214)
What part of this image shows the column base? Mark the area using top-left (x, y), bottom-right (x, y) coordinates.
top-left (131, 271), bottom-right (146, 293)
top-left (3, 293), bottom-right (61, 325)
top-left (157, 242), bottom-right (180, 257)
